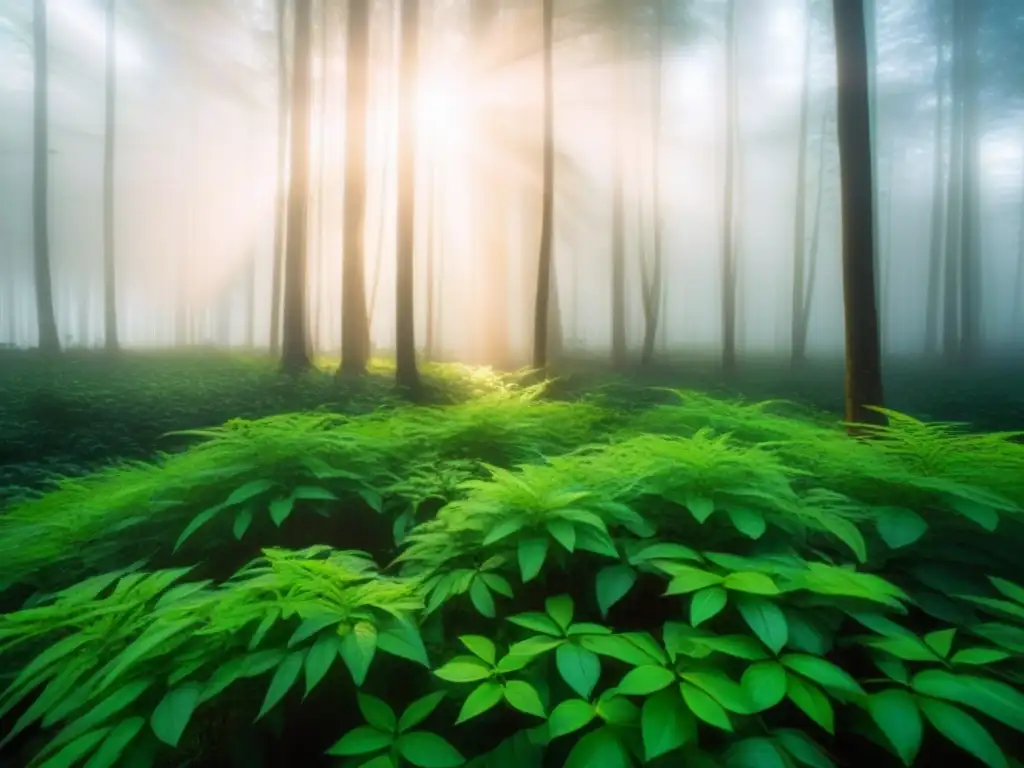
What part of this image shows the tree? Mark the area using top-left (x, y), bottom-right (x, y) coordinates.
top-left (923, 0), bottom-right (947, 355)
top-left (532, 0), bottom-right (556, 371)
top-left (720, 0), bottom-right (738, 374)
top-left (957, 0), bottom-right (982, 360)
top-left (790, 0), bottom-right (812, 366)
top-left (610, 28), bottom-right (627, 369)
top-left (279, 0), bottom-right (312, 373)
top-left (269, 0), bottom-right (288, 355)
top-left (395, 0), bottom-right (420, 391)
top-left (832, 0), bottom-right (886, 427)
top-left (102, 0), bottom-right (119, 352)
top-left (942, 0), bottom-right (964, 361)
top-left (32, 0), bottom-right (60, 355)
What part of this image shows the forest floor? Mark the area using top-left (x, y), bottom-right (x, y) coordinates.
top-left (0, 349), bottom-right (1023, 767)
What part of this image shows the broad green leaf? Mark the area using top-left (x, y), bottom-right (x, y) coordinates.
top-left (787, 676), bottom-right (833, 733)
top-left (629, 542), bottom-right (702, 565)
top-left (507, 636), bottom-right (563, 659)
top-left (741, 661), bottom-right (787, 711)
top-left (547, 520), bottom-right (576, 552)
top-left (736, 596), bottom-right (788, 655)
top-left (399, 692), bottom-right (446, 733)
top-left (518, 537), bottom-right (549, 583)
top-left (480, 573), bottom-right (513, 598)
top-left (460, 636), bottom-right (497, 665)
top-left (455, 682), bottom-right (503, 724)
top-left (565, 726), bottom-right (630, 768)
top-left (681, 682), bottom-right (731, 731)
top-left (290, 615), bottom-right (345, 647)
top-left (863, 635), bottom-right (938, 662)
top-left (556, 644), bottom-right (601, 700)
top-left (358, 694), bottom-right (398, 733)
top-left (686, 494), bottom-right (715, 523)
top-left (923, 629), bottom-right (956, 659)
top-left (340, 621), bottom-right (378, 686)
top-left (724, 572), bottom-right (780, 595)
top-left (305, 632), bottom-right (342, 696)
top-left (784, 610), bottom-right (832, 655)
top-left (780, 654), bottom-right (864, 697)
top-left (268, 496), bottom-right (295, 527)
top-left (690, 586), bottom-right (728, 627)
top-left (973, 622), bottom-right (1024, 653)
top-left (664, 566), bottom-right (723, 596)
top-left (257, 651), bottom-right (305, 719)
top-left (484, 518), bottom-right (527, 546)
top-left (396, 731), bottom-right (465, 768)
top-left (326, 725), bottom-right (393, 756)
top-left (574, 526), bottom-right (619, 558)
top-left (989, 577), bottom-right (1024, 606)
top-left (579, 634), bottom-right (661, 666)
top-left (911, 670), bottom-right (1024, 734)
top-left (377, 621), bottom-right (430, 668)
top-left (82, 717), bottom-right (145, 768)
top-left (226, 479), bottom-right (275, 506)
top-left (232, 506), bottom-right (253, 540)
top-left (434, 657), bottom-right (493, 683)
top-left (820, 515), bottom-right (867, 563)
top-left (151, 685), bottom-right (201, 747)
top-left (495, 653), bottom-right (531, 674)
top-left (38, 729), bottom-right (110, 768)
top-left (774, 729), bottom-right (835, 768)
top-left (507, 612), bottom-right (562, 636)
top-left (595, 565), bottom-right (637, 618)
top-left (358, 488), bottom-right (383, 513)
top-left (545, 595), bottom-right (575, 630)
top-left (725, 737), bottom-right (788, 768)
top-left (642, 687), bottom-right (696, 760)
top-left (948, 497), bottom-right (999, 531)
top-left (469, 578), bottom-right (495, 618)
top-left (875, 507), bottom-right (928, 549)
top-left (725, 506), bottom-right (767, 539)
top-left (292, 485), bottom-right (338, 501)
top-left (618, 665), bottom-right (676, 696)
top-left (173, 506), bottom-right (224, 552)
top-left (951, 648), bottom-right (1011, 666)
top-left (503, 680), bottom-right (545, 717)
top-left (682, 670), bottom-right (754, 714)
top-left (867, 689), bottom-right (921, 766)
top-left (547, 698), bottom-right (596, 739)
top-left (919, 696), bottom-right (1007, 768)
top-left (596, 694), bottom-right (641, 726)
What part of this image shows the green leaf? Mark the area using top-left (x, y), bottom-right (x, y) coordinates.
top-left (38, 729), bottom-right (110, 768)
top-left (820, 515), bottom-right (868, 562)
top-left (681, 682), bottom-right (731, 731)
top-left (736, 596), bottom-right (788, 654)
top-left (455, 682), bottom-right (503, 724)
top-left (43, 678), bottom-right (152, 755)
top-left (867, 689), bottom-right (922, 766)
top-left (950, 647), bottom-right (1012, 666)
top-left (595, 565), bottom-right (637, 618)
top-left (780, 654), bottom-right (864, 697)
top-left (787, 676), bottom-right (833, 733)
top-left (340, 621), bottom-right (378, 687)
top-left (268, 496), bottom-right (295, 527)
top-left (292, 485), bottom-right (338, 501)
top-left (545, 595), bottom-right (574, 630)
top-left (741, 661), bottom-right (788, 711)
top-left (548, 699), bottom-right (596, 739)
top-left (358, 487), bottom-right (383, 513)
top-left (82, 717), bottom-right (145, 768)
top-left (725, 737), bottom-right (788, 768)
top-left (377, 621), bottom-right (430, 668)
top-left (495, 653), bottom-right (531, 674)
top-left (151, 685), bottom-right (201, 747)
top-left (507, 636), bottom-right (564, 659)
top-left (682, 671), bottom-right (754, 714)
top-left (460, 636), bottom-right (497, 665)
top-left (326, 725), bottom-right (393, 756)
top-left (579, 634), bottom-right (661, 666)
top-left (290, 615), bottom-right (345, 647)
top-left (974, 622), bottom-right (1024, 652)
top-left (226, 478), bottom-right (275, 506)
top-left (617, 665), bottom-right (676, 696)
top-left (918, 696), bottom-right (1008, 768)
top-left (989, 576), bottom-right (1024, 605)
top-left (507, 612), bottom-right (562, 636)
top-left (359, 694), bottom-right (398, 732)
top-left (875, 507), bottom-right (928, 549)
top-left (173, 505), bottom-right (224, 552)
top-left (948, 497), bottom-right (999, 531)
top-left (642, 687), bottom-right (696, 760)
top-left (396, 731), bottom-right (465, 768)
top-left (689, 586), bottom-right (728, 628)
top-left (556, 644), bottom-right (601, 699)
top-left (483, 518), bottom-right (527, 547)
top-left (518, 537), bottom-right (549, 583)
top-left (303, 634), bottom-right (341, 696)
top-left (503, 680), bottom-right (545, 717)
top-left (686, 494), bottom-right (715, 523)
top-left (565, 726), bottom-right (630, 768)
top-left (725, 506), bottom-right (767, 539)
top-left (912, 670), bottom-right (1024, 734)
top-left (547, 520), bottom-right (576, 552)
top-left (232, 506), bottom-right (253, 540)
top-left (774, 729), bottom-right (835, 768)
top-left (629, 542), bottom-right (703, 565)
top-left (480, 573), bottom-right (513, 598)
top-left (863, 635), bottom-right (938, 662)
top-left (434, 657), bottom-right (493, 684)
top-left (924, 629), bottom-right (956, 659)
top-left (469, 578), bottom-right (496, 618)
top-left (257, 651), bottom-right (305, 719)
top-left (596, 694), bottom-right (641, 726)
top-left (399, 692), bottom-right (446, 733)
top-left (724, 572), bottom-right (780, 595)
top-left (664, 566), bottom-right (723, 595)
top-left (574, 526), bottom-right (620, 558)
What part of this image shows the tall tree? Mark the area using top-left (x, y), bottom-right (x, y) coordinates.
top-left (339, 0), bottom-right (372, 376)
top-left (924, 0), bottom-right (947, 355)
top-left (532, 0), bottom-right (555, 371)
top-left (610, 28), bottom-right (627, 369)
top-left (1014, 148), bottom-right (1024, 333)
top-left (269, 0), bottom-right (288, 355)
top-left (102, 0), bottom-right (119, 352)
top-left (720, 0), bottom-right (738, 374)
top-left (832, 0), bottom-right (886, 426)
top-left (279, 0), bottom-right (312, 372)
top-left (790, 0), bottom-right (812, 366)
top-left (942, 0), bottom-right (964, 361)
top-left (640, 0), bottom-right (665, 366)
top-left (957, 0), bottom-right (982, 360)
top-left (32, 0), bottom-right (60, 355)
top-left (395, 0), bottom-right (420, 391)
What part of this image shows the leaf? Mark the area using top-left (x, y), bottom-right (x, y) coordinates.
top-left (468, 578), bottom-right (496, 618)
top-left (629, 542), bottom-right (703, 565)
top-left (290, 615), bottom-right (345, 647)
top-left (507, 612), bottom-right (563, 636)
top-left (38, 729), bottom-right (110, 768)
top-left (377, 621), bottom-right (430, 668)
top-left (918, 696), bottom-right (1008, 768)
top-left (579, 634), bottom-right (661, 666)
top-left (305, 632), bottom-right (341, 696)
top-left (867, 689), bottom-right (922, 766)
top-left (480, 573), bottom-right (513, 598)
top-left (556, 644), bottom-right (602, 700)
top-left (618, 665), bottom-right (676, 696)
top-left (358, 487), bottom-right (383, 512)
top-left (948, 497), bottom-right (999, 531)
top-left (326, 725), bottom-right (393, 756)
top-left (596, 694), bottom-right (640, 726)
top-left (736, 596), bottom-right (788, 654)
top-left (786, 676), bottom-right (834, 733)
top-left (741, 661), bottom-right (788, 711)
top-left (547, 520), bottom-right (576, 552)
top-left (725, 506), bottom-right (767, 539)
top-left (151, 685), bottom-right (201, 747)
top-left (780, 654), bottom-right (864, 697)
top-left (923, 629), bottom-right (956, 659)
top-left (548, 699), bottom-right (596, 739)
top-left (399, 692), bottom-right (446, 733)
top-left (503, 680), bottom-right (545, 717)
top-left (340, 621), bottom-right (378, 686)
top-left (686, 494), bottom-right (715, 523)
top-left (507, 636), bottom-right (563, 659)
top-left (724, 572), bottom-right (780, 595)
top-left (460, 636), bottom-right (497, 665)
top-left (820, 515), bottom-right (868, 562)
top-left (226, 479), bottom-right (275, 506)
top-left (912, 670), bottom-right (1024, 734)
top-left (565, 726), bottom-right (630, 768)
top-left (257, 651), bottom-right (305, 719)
top-left (396, 731), bottom-right (465, 768)
top-left (774, 729), bottom-right (835, 768)
top-left (173, 505), bottom-right (224, 552)
top-left (455, 681), bottom-right (503, 724)
top-left (681, 682), bottom-right (731, 731)
top-left (359, 693), bottom-right (398, 732)
top-left (875, 507), bottom-right (928, 549)
top-left (268, 496), bottom-right (295, 527)
top-left (434, 657), bottom-right (493, 684)
top-left (518, 537), bottom-right (549, 583)
top-left (595, 565), bottom-right (637, 618)
top-left (989, 576), bottom-right (1024, 606)
top-left (689, 586), bottom-right (728, 628)
top-left (725, 737), bottom-right (789, 768)
top-left (664, 566), bottom-right (723, 595)
top-left (642, 687), bottom-right (696, 760)
top-left (483, 518), bottom-right (527, 546)
top-left (682, 671), bottom-right (754, 714)
top-left (574, 526), bottom-right (620, 558)
top-left (292, 485), bottom-right (338, 501)
top-left (545, 595), bottom-right (575, 630)
top-left (232, 506), bottom-right (254, 540)
top-left (81, 717), bottom-right (146, 768)
top-left (951, 647), bottom-right (1011, 666)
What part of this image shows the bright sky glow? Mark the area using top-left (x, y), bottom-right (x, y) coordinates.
top-left (57, 0), bottom-right (145, 73)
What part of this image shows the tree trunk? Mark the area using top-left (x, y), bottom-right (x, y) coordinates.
top-left (102, 0), bottom-right (119, 352)
top-left (1014, 146), bottom-right (1024, 335)
top-left (721, 0), bottom-right (738, 374)
top-left (339, 0), bottom-right (372, 375)
top-left (279, 0), bottom-right (312, 373)
top-left (270, 0), bottom-right (288, 355)
top-left (610, 60), bottom-right (627, 369)
top-left (790, 1), bottom-right (811, 367)
top-left (395, 0), bottom-right (420, 391)
top-left (942, 0), bottom-right (964, 362)
top-left (532, 0), bottom-right (555, 371)
top-left (924, 1), bottom-right (946, 355)
top-left (424, 157), bottom-right (438, 361)
top-left (32, 0), bottom-right (60, 355)
top-left (957, 0), bottom-right (981, 360)
top-left (832, 0), bottom-right (886, 427)
top-left (799, 112), bottom-right (828, 347)
top-left (639, 11), bottom-right (664, 367)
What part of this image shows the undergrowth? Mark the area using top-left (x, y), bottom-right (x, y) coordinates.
top-left (1, 372), bottom-right (1023, 768)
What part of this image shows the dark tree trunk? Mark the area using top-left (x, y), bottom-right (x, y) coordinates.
top-left (832, 0), bottom-right (886, 427)
top-left (395, 0), bottom-right (420, 391)
top-left (1014, 145), bottom-right (1024, 334)
top-left (279, 0), bottom-right (312, 373)
top-left (270, 0), bottom-right (288, 355)
top-left (32, 0), bottom-right (60, 355)
top-left (957, 0), bottom-right (982, 360)
top-left (532, 0), bottom-right (555, 371)
top-left (721, 0), bottom-right (738, 374)
top-left (790, 1), bottom-right (811, 367)
top-left (943, 0), bottom-right (964, 362)
top-left (924, 1), bottom-right (947, 355)
top-left (102, 0), bottom-right (119, 352)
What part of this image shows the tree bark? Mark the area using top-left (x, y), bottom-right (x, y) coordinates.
top-left (957, 0), bottom-right (981, 360)
top-left (640, 6), bottom-right (664, 367)
top-left (102, 0), bottom-right (119, 352)
top-left (790, 1), bottom-right (811, 366)
top-left (721, 0), bottom-right (738, 374)
top-left (532, 0), bottom-right (555, 371)
top-left (610, 56), bottom-right (627, 369)
top-left (942, 0), bottom-right (964, 362)
top-left (924, 1), bottom-right (946, 355)
top-left (270, 0), bottom-right (288, 355)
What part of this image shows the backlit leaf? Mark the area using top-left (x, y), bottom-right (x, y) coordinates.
top-left (548, 699), bottom-right (596, 739)
top-left (867, 689), bottom-right (921, 766)
top-left (642, 687), bottom-right (696, 760)
top-left (151, 685), bottom-right (201, 747)
top-left (595, 565), bottom-right (637, 618)
top-left (504, 680), bottom-right (546, 717)
top-left (518, 537), bottom-right (549, 583)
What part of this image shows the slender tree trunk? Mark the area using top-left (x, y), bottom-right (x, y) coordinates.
top-left (610, 66), bottom-right (627, 369)
top-left (395, 0), bottom-right (420, 390)
top-left (1014, 148), bottom-right (1024, 335)
top-left (32, 0), bottom-right (60, 355)
top-left (279, 0), bottom-right (312, 372)
top-left (881, 140), bottom-right (895, 355)
top-left (957, 0), bottom-right (981, 360)
top-left (721, 0), bottom-right (738, 374)
top-left (246, 252), bottom-right (256, 348)
top-left (312, 0), bottom-right (329, 356)
top-left (790, 2), bottom-right (811, 367)
top-left (924, 1), bottom-right (946, 355)
top-left (102, 0), bottom-right (119, 352)
top-left (639, 20), bottom-right (664, 367)
top-left (799, 112), bottom-right (828, 345)
top-left (832, 0), bottom-right (886, 427)
top-left (270, 0), bottom-right (288, 355)
top-left (943, 0), bottom-right (964, 362)
top-left (424, 157), bottom-right (438, 361)
top-left (532, 0), bottom-right (555, 371)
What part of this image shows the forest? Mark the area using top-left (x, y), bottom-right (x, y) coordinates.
top-left (0, 0), bottom-right (1023, 767)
